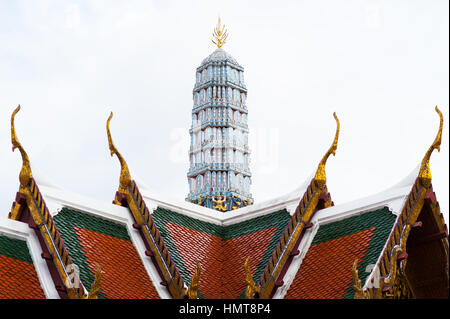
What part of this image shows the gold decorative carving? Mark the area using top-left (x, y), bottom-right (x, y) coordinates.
top-left (105, 113), bottom-right (187, 299)
top-left (87, 264), bottom-right (103, 299)
top-left (186, 261), bottom-right (201, 299)
top-left (244, 257), bottom-right (260, 299)
top-left (11, 105), bottom-right (32, 188)
top-left (231, 195), bottom-right (242, 210)
top-left (212, 194), bottom-right (227, 211)
top-left (419, 106), bottom-right (443, 187)
top-left (384, 268), bottom-right (414, 299)
top-left (384, 224), bottom-right (413, 287)
top-left (352, 259), bottom-right (369, 299)
top-left (314, 112), bottom-right (340, 189)
top-left (212, 17), bottom-right (228, 48)
top-left (107, 112), bottom-right (132, 192)
top-left (11, 106), bottom-right (89, 299)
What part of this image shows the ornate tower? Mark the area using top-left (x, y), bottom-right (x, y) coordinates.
top-left (186, 19), bottom-right (253, 212)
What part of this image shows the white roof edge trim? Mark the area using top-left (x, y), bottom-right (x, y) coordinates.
top-left (0, 219), bottom-right (60, 299)
top-left (125, 220), bottom-right (173, 299)
top-left (143, 194), bottom-right (224, 226)
top-left (140, 176), bottom-right (312, 226)
top-left (35, 186), bottom-right (170, 299)
top-left (271, 184), bottom-right (414, 298)
top-left (37, 185), bottom-right (131, 225)
top-left (273, 223), bottom-right (320, 299)
top-left (361, 208), bottom-right (401, 292)
top-left (311, 185), bottom-right (412, 227)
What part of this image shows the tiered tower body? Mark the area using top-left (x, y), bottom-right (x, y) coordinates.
top-left (186, 47), bottom-right (253, 211)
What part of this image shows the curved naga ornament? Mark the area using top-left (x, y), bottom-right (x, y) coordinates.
top-left (107, 112), bottom-right (132, 192)
top-left (419, 106), bottom-right (443, 187)
top-left (314, 112), bottom-right (340, 189)
top-left (11, 105), bottom-right (33, 188)
top-left (244, 257), bottom-right (260, 299)
top-left (186, 262), bottom-right (201, 299)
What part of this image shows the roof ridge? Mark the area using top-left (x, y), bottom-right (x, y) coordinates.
top-left (9, 106), bottom-right (97, 299)
top-left (255, 179), bottom-right (332, 298)
top-left (352, 107), bottom-right (449, 299)
top-left (250, 112), bottom-right (340, 299)
top-left (107, 112), bottom-right (197, 299)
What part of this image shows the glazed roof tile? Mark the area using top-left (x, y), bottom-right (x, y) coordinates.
top-left (0, 235), bottom-right (46, 299)
top-left (53, 208), bottom-right (160, 299)
top-left (152, 206), bottom-right (291, 299)
top-left (284, 207), bottom-right (396, 299)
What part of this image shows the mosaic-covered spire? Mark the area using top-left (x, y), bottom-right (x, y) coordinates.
top-left (187, 20), bottom-right (253, 211)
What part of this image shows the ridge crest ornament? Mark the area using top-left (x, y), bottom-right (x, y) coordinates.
top-left (11, 105), bottom-right (32, 188)
top-left (419, 106), bottom-right (443, 187)
top-left (314, 112), bottom-right (340, 189)
top-left (107, 112), bottom-right (132, 192)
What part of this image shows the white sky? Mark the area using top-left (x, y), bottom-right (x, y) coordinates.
top-left (0, 0), bottom-right (448, 226)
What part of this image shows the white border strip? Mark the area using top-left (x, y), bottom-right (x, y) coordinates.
top-left (270, 185), bottom-right (412, 299)
top-left (0, 218), bottom-right (59, 299)
top-left (272, 223), bottom-right (319, 299)
top-left (37, 185), bottom-right (171, 299)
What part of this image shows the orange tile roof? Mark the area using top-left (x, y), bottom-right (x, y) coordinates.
top-left (53, 208), bottom-right (160, 299)
top-left (284, 207), bottom-right (396, 299)
top-left (75, 227), bottom-right (160, 299)
top-left (0, 236), bottom-right (46, 299)
top-left (167, 221), bottom-right (276, 298)
top-left (152, 207), bottom-right (291, 299)
top-left (285, 228), bottom-right (374, 299)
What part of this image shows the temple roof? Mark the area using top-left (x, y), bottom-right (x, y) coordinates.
top-left (2, 106), bottom-right (447, 299)
top-left (0, 233), bottom-right (46, 298)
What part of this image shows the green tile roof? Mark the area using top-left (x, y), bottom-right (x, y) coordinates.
top-left (53, 207), bottom-right (131, 299)
top-left (0, 235), bottom-right (32, 263)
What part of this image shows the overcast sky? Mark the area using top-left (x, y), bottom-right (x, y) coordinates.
top-left (0, 0), bottom-right (448, 225)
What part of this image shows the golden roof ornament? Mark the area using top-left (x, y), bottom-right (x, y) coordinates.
top-left (419, 106), bottom-right (443, 187)
top-left (314, 112), bottom-right (340, 189)
top-left (244, 257), bottom-right (260, 299)
top-left (11, 105), bottom-right (33, 188)
top-left (86, 264), bottom-right (103, 299)
top-left (352, 259), bottom-right (369, 299)
top-left (186, 261), bottom-right (201, 299)
top-left (212, 17), bottom-right (228, 48)
top-left (212, 194), bottom-right (227, 211)
top-left (106, 112), bottom-right (132, 192)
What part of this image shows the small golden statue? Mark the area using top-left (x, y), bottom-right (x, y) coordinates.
top-left (212, 194), bottom-right (227, 211)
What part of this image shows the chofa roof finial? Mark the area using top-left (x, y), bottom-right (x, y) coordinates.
top-left (11, 105), bottom-right (33, 188)
top-left (106, 112), bottom-right (132, 192)
top-left (419, 106), bottom-right (443, 187)
top-left (314, 112), bottom-right (340, 188)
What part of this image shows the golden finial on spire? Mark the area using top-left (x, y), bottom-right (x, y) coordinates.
top-left (212, 17), bottom-right (228, 48)
top-left (314, 112), bottom-right (340, 188)
top-left (419, 106), bottom-right (443, 187)
top-left (11, 105), bottom-right (33, 188)
top-left (106, 112), bottom-right (132, 192)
